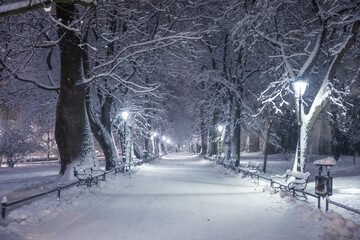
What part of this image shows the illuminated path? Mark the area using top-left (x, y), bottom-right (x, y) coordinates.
top-left (24, 153), bottom-right (324, 240)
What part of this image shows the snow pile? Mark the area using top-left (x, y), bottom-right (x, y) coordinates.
top-left (288, 202), bottom-right (360, 240)
top-left (265, 189), bottom-right (360, 240)
top-left (323, 211), bottom-right (360, 240)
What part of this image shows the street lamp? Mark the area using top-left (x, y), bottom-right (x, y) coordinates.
top-left (293, 80), bottom-right (308, 172)
top-left (217, 125), bottom-right (224, 133)
top-left (217, 125), bottom-right (224, 162)
top-left (122, 111), bottom-right (129, 162)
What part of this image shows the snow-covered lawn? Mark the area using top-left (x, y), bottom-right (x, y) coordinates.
top-left (0, 152), bottom-right (359, 240)
top-left (0, 164), bottom-right (59, 202)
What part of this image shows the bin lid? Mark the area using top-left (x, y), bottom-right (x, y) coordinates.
top-left (313, 157), bottom-right (336, 166)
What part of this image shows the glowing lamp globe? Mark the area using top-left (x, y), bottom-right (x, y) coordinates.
top-left (121, 111), bottom-right (129, 121)
top-left (293, 80), bottom-right (308, 97)
top-left (217, 125), bottom-right (224, 133)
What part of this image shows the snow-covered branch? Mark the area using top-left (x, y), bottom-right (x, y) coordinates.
top-left (297, 25), bottom-right (327, 78)
top-left (0, 0), bottom-right (97, 18)
top-left (326, 20), bottom-right (359, 83)
top-left (306, 20), bottom-right (359, 130)
top-left (93, 34), bottom-right (202, 73)
top-left (0, 58), bottom-right (60, 91)
top-left (253, 27), bottom-right (295, 80)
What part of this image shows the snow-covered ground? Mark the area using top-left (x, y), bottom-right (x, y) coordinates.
top-left (0, 164), bottom-right (59, 202)
top-left (238, 152), bottom-right (360, 224)
top-left (0, 152), bottom-right (359, 240)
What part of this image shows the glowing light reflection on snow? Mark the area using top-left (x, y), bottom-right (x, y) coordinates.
top-left (162, 153), bottom-right (199, 160)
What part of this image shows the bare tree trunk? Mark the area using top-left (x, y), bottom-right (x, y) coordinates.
top-left (199, 81), bottom-right (208, 155)
top-left (55, 4), bottom-right (99, 175)
top-left (209, 111), bottom-right (218, 156)
top-left (81, 8), bottom-right (121, 171)
top-left (263, 120), bottom-right (272, 173)
top-left (234, 102), bottom-right (241, 167)
top-left (86, 95), bottom-right (119, 170)
top-left (353, 154), bottom-right (356, 167)
top-left (155, 136), bottom-right (160, 155)
top-left (200, 120), bottom-right (207, 155)
top-left (223, 94), bottom-right (233, 161)
top-left (144, 132), bottom-right (150, 152)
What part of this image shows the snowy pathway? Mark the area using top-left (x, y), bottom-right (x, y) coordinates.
top-left (14, 153), bottom-right (325, 240)
top-left (4, 153), bottom-right (343, 240)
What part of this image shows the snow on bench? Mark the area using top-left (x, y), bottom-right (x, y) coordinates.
top-left (209, 155), bottom-right (217, 162)
top-left (271, 170), bottom-right (310, 198)
top-left (73, 166), bottom-right (106, 187)
top-left (114, 161), bottom-right (134, 173)
top-left (238, 162), bottom-right (260, 178)
top-left (132, 158), bottom-right (144, 166)
top-left (221, 159), bottom-right (237, 170)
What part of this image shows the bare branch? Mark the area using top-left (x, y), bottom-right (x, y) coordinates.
top-left (0, 59), bottom-right (60, 91)
top-left (253, 27), bottom-right (296, 79)
top-left (297, 25), bottom-right (327, 78)
top-left (0, 0), bottom-right (97, 18)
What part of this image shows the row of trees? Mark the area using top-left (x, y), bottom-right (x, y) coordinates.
top-left (0, 0), bottom-right (215, 175)
top-left (0, 0), bottom-right (359, 174)
top-left (182, 0), bottom-right (360, 172)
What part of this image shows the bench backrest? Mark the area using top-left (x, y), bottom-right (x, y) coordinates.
top-left (285, 170), bottom-right (310, 180)
top-left (73, 166), bottom-right (93, 176)
top-left (247, 162), bottom-right (260, 169)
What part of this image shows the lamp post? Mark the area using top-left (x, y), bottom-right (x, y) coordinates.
top-left (293, 80), bottom-right (307, 172)
top-left (122, 111), bottom-right (129, 162)
top-left (217, 125), bottom-right (224, 162)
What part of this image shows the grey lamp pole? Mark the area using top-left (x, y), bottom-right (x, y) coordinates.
top-left (297, 95), bottom-right (302, 172)
top-left (293, 80), bottom-right (307, 172)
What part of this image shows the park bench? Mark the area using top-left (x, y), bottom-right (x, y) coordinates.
top-left (73, 166), bottom-right (106, 187)
top-left (209, 155), bottom-right (217, 162)
top-left (132, 159), bottom-right (144, 166)
top-left (221, 159), bottom-right (236, 170)
top-left (216, 156), bottom-right (224, 164)
top-left (239, 162), bottom-right (260, 178)
top-left (271, 170), bottom-right (310, 198)
top-left (114, 162), bottom-right (125, 173)
top-left (148, 154), bottom-right (156, 162)
top-left (114, 161), bottom-right (133, 173)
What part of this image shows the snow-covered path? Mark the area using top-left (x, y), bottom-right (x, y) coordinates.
top-left (9, 152), bottom-right (325, 240)
top-left (6, 152), bottom-right (360, 239)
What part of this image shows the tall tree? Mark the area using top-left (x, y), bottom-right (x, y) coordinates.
top-left (0, 1), bottom-right (100, 176)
